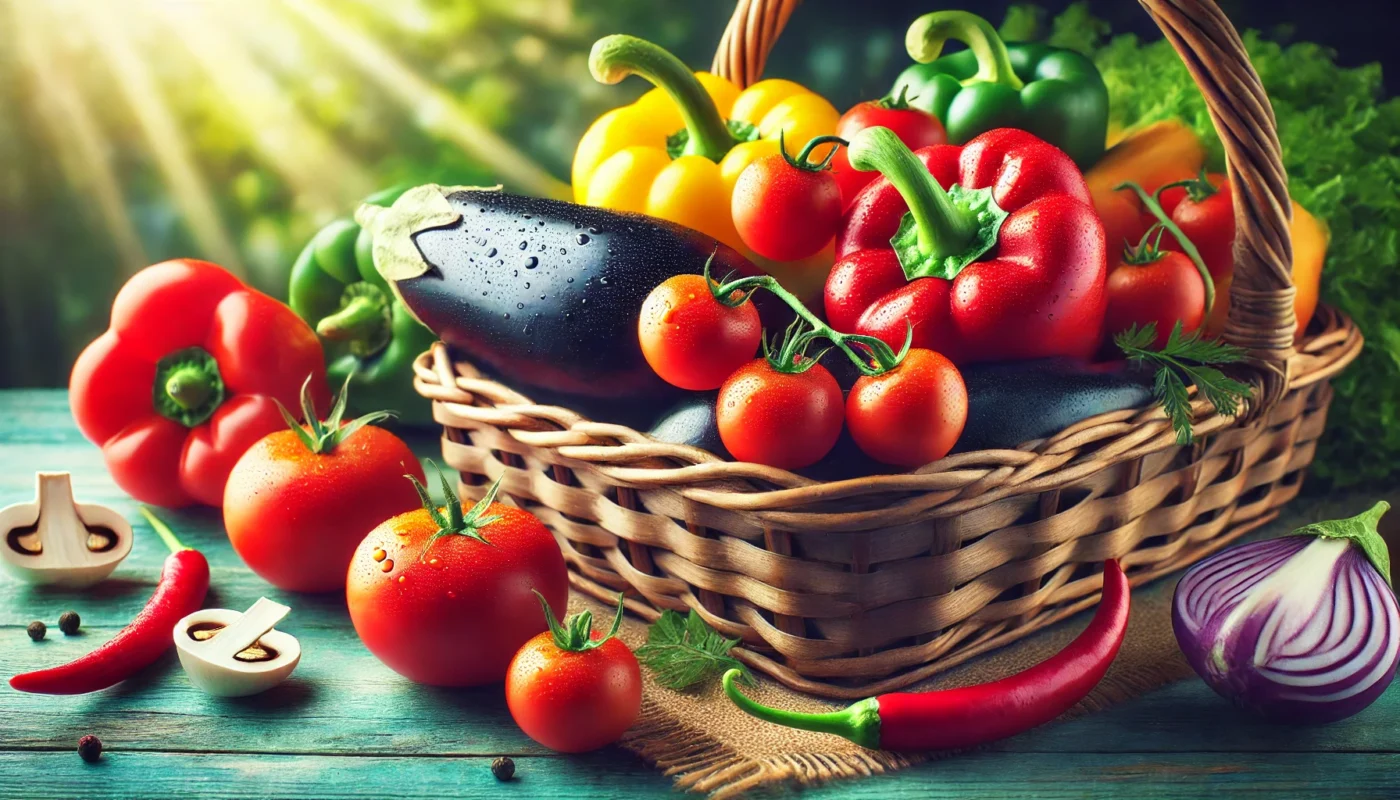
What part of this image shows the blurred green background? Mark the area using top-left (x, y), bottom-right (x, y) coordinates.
top-left (1, 0), bottom-right (1397, 485)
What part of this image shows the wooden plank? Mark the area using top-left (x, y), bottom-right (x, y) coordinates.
top-left (1, 751), bottom-right (1397, 799)
top-left (0, 626), bottom-right (551, 756)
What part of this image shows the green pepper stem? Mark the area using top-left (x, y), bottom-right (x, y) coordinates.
top-left (138, 507), bottom-right (190, 555)
top-left (722, 670), bottom-right (883, 750)
top-left (316, 282), bottom-right (393, 358)
top-left (590, 35), bottom-right (734, 162)
top-left (848, 126), bottom-right (978, 261)
top-left (906, 11), bottom-right (1024, 91)
top-left (164, 367), bottom-right (212, 410)
top-left (1116, 181), bottom-right (1216, 313)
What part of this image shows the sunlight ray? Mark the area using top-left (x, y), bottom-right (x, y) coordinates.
top-left (278, 0), bottom-right (572, 200)
top-left (11, 1), bottom-right (149, 274)
top-left (155, 0), bottom-right (375, 217)
top-left (83, 0), bottom-right (247, 277)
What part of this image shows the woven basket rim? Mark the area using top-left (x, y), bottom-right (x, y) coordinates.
top-left (414, 304), bottom-right (1360, 520)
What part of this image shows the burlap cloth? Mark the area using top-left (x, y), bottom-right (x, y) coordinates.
top-left (569, 492), bottom-right (1393, 798)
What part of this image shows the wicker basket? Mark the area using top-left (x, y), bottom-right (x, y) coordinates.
top-left (414, 0), bottom-right (1364, 698)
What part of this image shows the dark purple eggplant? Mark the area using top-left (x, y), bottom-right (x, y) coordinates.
top-left (953, 358), bottom-right (1154, 452)
top-left (356, 186), bottom-right (772, 409)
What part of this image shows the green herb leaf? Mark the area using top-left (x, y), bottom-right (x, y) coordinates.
top-left (636, 609), bottom-right (753, 691)
top-left (1116, 322), bottom-right (1253, 445)
top-left (1291, 502), bottom-right (1392, 585)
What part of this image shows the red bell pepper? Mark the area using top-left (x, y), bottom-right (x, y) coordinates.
top-left (824, 127), bottom-right (1107, 364)
top-left (70, 259), bottom-right (330, 508)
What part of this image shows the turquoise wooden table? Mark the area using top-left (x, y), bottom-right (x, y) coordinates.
top-left (2, 389), bottom-right (1398, 799)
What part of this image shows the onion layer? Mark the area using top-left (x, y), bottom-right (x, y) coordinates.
top-left (1172, 502), bottom-right (1399, 724)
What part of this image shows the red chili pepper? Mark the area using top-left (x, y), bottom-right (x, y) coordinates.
top-left (824, 126), bottom-right (1107, 365)
top-left (9, 509), bottom-right (209, 695)
top-left (722, 560), bottom-right (1129, 750)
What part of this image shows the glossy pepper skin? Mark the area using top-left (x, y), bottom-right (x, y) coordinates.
top-left (10, 511), bottom-right (209, 695)
top-left (289, 186), bottom-right (437, 427)
top-left (573, 35), bottom-right (839, 259)
top-left (891, 11), bottom-right (1108, 169)
top-left (724, 560), bottom-right (1129, 750)
top-left (825, 127), bottom-right (1107, 365)
top-left (69, 260), bottom-right (330, 507)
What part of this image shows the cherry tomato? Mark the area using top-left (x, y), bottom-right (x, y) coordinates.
top-left (224, 420), bottom-right (425, 593)
top-left (1160, 174), bottom-right (1234, 336)
top-left (506, 600), bottom-right (641, 753)
top-left (847, 349), bottom-right (967, 468)
top-left (346, 474), bottom-right (569, 686)
top-left (717, 358), bottom-right (843, 470)
top-left (732, 151), bottom-right (843, 262)
top-left (1103, 249), bottom-right (1207, 348)
top-left (638, 275), bottom-right (761, 390)
top-left (829, 99), bottom-right (947, 205)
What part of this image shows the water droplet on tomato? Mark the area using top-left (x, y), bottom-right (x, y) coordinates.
top-left (447, 590), bottom-right (457, 599)
top-left (486, 247), bottom-right (497, 258)
top-left (524, 256), bottom-right (539, 269)
top-left (576, 233), bottom-right (591, 245)
top-left (372, 548), bottom-right (386, 563)
top-left (398, 575), bottom-right (407, 584)
top-left (380, 558), bottom-right (394, 573)
top-left (428, 557), bottom-right (443, 570)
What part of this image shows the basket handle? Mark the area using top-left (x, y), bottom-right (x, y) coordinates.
top-left (714, 0), bottom-right (1296, 414)
top-left (1139, 0), bottom-right (1296, 412)
top-left (711, 0), bottom-right (801, 88)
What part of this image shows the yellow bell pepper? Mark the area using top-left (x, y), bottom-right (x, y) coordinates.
top-left (573, 35), bottom-right (839, 256)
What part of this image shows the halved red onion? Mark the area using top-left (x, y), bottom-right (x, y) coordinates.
top-left (1172, 502), bottom-right (1399, 724)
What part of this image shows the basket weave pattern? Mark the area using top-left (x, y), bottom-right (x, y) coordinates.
top-left (414, 0), bottom-right (1363, 697)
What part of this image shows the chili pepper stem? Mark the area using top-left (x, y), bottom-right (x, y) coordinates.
top-left (847, 127), bottom-right (978, 262)
top-left (906, 10), bottom-right (1025, 91)
top-left (722, 669), bottom-right (883, 749)
top-left (138, 506), bottom-right (190, 555)
top-left (589, 35), bottom-right (734, 162)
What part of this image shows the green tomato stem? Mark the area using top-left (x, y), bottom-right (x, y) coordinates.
top-left (906, 10), bottom-right (1025, 91)
top-left (708, 260), bottom-right (908, 376)
top-left (589, 34), bottom-right (734, 162)
top-left (1116, 181), bottom-right (1216, 313)
top-left (847, 126), bottom-right (978, 263)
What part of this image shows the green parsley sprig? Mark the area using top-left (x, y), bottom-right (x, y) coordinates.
top-left (1115, 322), bottom-right (1253, 445)
top-left (636, 609), bottom-right (754, 691)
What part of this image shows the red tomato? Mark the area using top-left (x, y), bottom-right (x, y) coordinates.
top-left (346, 476), bottom-right (569, 686)
top-left (716, 359), bottom-right (843, 470)
top-left (224, 423), bottom-right (425, 593)
top-left (830, 100), bottom-right (947, 205)
top-left (1161, 174), bottom-right (1234, 336)
top-left (847, 349), bottom-right (967, 468)
top-left (506, 603), bottom-right (642, 753)
top-left (732, 153), bottom-right (843, 262)
top-left (1103, 250), bottom-right (1207, 348)
top-left (638, 275), bottom-right (761, 390)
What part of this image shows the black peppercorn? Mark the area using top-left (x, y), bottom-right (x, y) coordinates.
top-left (78, 735), bottom-right (102, 763)
top-left (491, 756), bottom-right (515, 781)
top-left (27, 621), bottom-right (45, 641)
top-left (59, 611), bottom-right (81, 635)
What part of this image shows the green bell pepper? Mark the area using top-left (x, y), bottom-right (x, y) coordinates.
top-left (891, 10), bottom-right (1108, 169)
top-left (289, 187), bottom-right (437, 427)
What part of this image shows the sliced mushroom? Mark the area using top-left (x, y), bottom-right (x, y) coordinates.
top-left (0, 473), bottom-right (132, 587)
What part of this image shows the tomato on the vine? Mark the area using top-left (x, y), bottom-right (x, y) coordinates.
top-left (346, 469), bottom-right (568, 686)
top-left (846, 349), bottom-right (967, 468)
top-left (225, 378), bottom-right (425, 593)
top-left (829, 91), bottom-right (947, 205)
top-left (732, 135), bottom-right (846, 262)
top-left (506, 594), bottom-right (641, 753)
top-left (638, 274), bottom-right (761, 390)
top-left (716, 333), bottom-right (844, 470)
